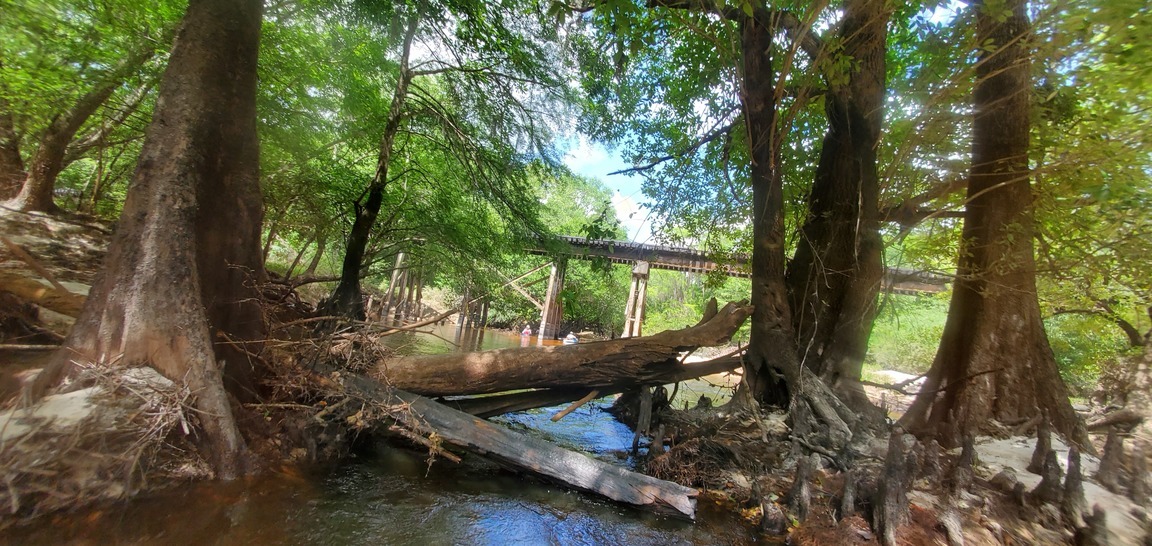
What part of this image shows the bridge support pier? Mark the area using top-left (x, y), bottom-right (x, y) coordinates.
top-left (538, 260), bottom-right (567, 341)
top-left (622, 261), bottom-right (649, 338)
top-left (399, 267), bottom-right (421, 322)
top-left (382, 252), bottom-right (406, 324)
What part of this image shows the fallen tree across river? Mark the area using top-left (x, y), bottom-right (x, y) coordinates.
top-left (374, 299), bottom-right (753, 397)
top-left (295, 300), bottom-right (755, 520)
top-left (442, 354), bottom-right (743, 418)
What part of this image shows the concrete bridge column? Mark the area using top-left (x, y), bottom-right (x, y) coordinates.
top-left (538, 260), bottom-right (567, 341)
top-left (622, 261), bottom-right (650, 338)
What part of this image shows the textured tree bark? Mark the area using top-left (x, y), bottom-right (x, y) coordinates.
top-left (1093, 427), bottom-right (1124, 493)
top-left (739, 13), bottom-right (793, 408)
top-left (732, 12), bottom-right (861, 454)
top-left (441, 355), bottom-right (744, 417)
top-left (324, 16), bottom-right (419, 320)
top-left (334, 371), bottom-right (699, 519)
top-left (29, 0), bottom-right (265, 478)
top-left (377, 300), bottom-right (752, 396)
top-left (785, 0), bottom-right (889, 410)
top-left (0, 84), bottom-right (24, 200)
top-left (898, 0), bottom-right (1089, 450)
top-left (303, 231), bottom-right (327, 277)
top-left (873, 428), bottom-right (911, 546)
top-left (1062, 446), bottom-right (1087, 529)
top-left (1127, 343), bottom-right (1152, 501)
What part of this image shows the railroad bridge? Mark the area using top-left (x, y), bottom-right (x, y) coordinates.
top-left (378, 236), bottom-right (951, 341)
top-left (522, 236), bottom-right (951, 340)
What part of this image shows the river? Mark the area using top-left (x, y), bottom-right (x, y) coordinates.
top-left (5, 326), bottom-right (758, 545)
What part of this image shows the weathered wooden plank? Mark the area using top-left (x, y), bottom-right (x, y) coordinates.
top-left (337, 373), bottom-right (699, 519)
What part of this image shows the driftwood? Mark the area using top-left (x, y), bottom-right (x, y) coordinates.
top-left (374, 299), bottom-right (753, 396)
top-left (1087, 407), bottom-right (1144, 431)
top-left (551, 390), bottom-right (599, 422)
top-left (1, 237), bottom-right (68, 292)
top-left (0, 272), bottom-right (85, 317)
top-left (439, 355), bottom-right (743, 418)
top-left (631, 387), bottom-right (653, 455)
top-left (334, 371), bottom-right (699, 519)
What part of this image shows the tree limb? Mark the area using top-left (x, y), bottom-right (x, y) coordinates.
top-left (646, 1), bottom-right (824, 59)
top-left (609, 121), bottom-right (736, 176)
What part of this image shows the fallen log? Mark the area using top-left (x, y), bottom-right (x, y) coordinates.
top-left (330, 371), bottom-right (699, 519)
top-left (0, 272), bottom-right (86, 318)
top-left (375, 299), bottom-right (752, 397)
top-left (440, 355), bottom-right (744, 418)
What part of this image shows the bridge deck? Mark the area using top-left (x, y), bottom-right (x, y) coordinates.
top-left (528, 236), bottom-right (952, 294)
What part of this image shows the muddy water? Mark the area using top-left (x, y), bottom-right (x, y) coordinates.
top-left (6, 327), bottom-right (759, 545)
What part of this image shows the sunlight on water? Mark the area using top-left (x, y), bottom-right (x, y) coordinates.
top-left (6, 326), bottom-right (757, 545)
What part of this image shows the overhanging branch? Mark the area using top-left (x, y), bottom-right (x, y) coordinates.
top-left (608, 120), bottom-right (737, 176)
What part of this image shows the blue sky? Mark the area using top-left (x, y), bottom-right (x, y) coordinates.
top-left (561, 137), bottom-right (655, 243)
top-left (556, 1), bottom-right (966, 244)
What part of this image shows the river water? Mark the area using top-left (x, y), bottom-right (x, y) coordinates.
top-left (6, 326), bottom-right (758, 545)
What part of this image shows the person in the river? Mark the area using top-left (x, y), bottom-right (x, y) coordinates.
top-left (563, 332), bottom-right (578, 345)
top-left (521, 325), bottom-right (532, 336)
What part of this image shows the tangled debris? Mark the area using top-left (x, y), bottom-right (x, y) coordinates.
top-left (0, 361), bottom-right (210, 526)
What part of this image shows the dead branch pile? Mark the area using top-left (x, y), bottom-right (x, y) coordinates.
top-left (250, 340), bottom-right (446, 465)
top-left (648, 437), bottom-right (737, 487)
top-left (0, 361), bottom-right (209, 526)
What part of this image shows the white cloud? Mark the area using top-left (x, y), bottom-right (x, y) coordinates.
top-left (612, 191), bottom-right (653, 243)
top-left (561, 136), bottom-right (653, 242)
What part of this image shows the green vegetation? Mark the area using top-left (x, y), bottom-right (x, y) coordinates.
top-left (866, 294), bottom-right (949, 376)
top-left (3, 0), bottom-right (1149, 389)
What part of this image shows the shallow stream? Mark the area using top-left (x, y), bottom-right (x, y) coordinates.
top-left (5, 326), bottom-right (758, 545)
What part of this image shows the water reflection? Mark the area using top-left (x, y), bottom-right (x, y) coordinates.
top-left (5, 325), bottom-right (758, 545)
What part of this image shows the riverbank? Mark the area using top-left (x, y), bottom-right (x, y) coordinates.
top-left (2, 207), bottom-right (1147, 543)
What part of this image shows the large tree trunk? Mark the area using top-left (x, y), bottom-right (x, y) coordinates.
top-left (302, 230), bottom-right (327, 277)
top-left (0, 82), bottom-right (24, 200)
top-left (740, 13), bottom-right (793, 408)
top-left (5, 48), bottom-right (154, 213)
top-left (29, 0), bottom-right (265, 478)
top-left (323, 16), bottom-right (418, 320)
top-left (377, 300), bottom-right (752, 396)
top-left (899, 0), bottom-right (1088, 450)
top-left (785, 0), bottom-right (888, 410)
top-left (442, 355), bottom-right (744, 417)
